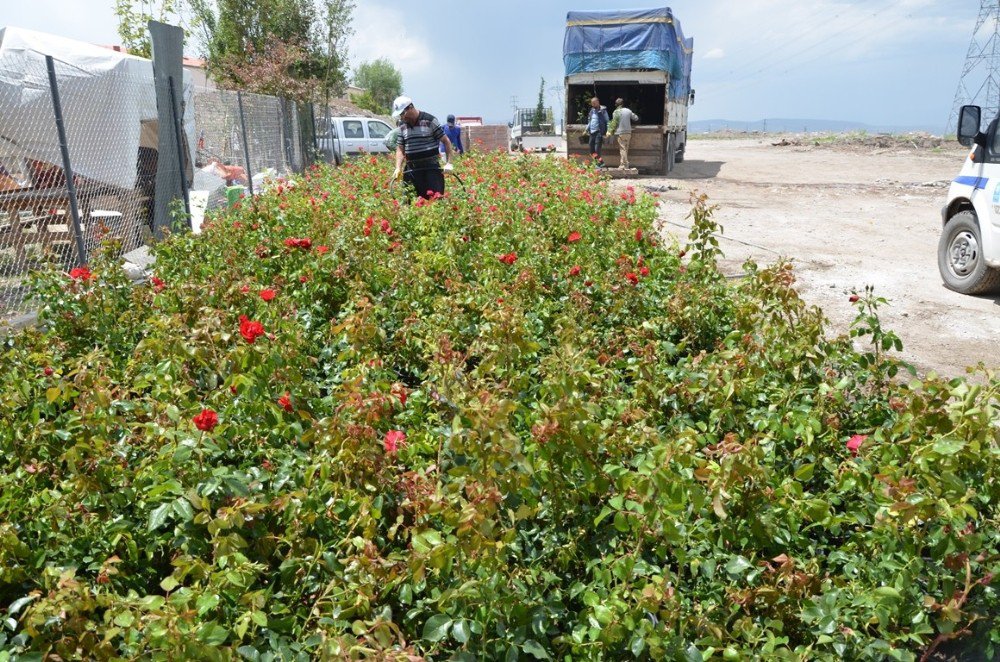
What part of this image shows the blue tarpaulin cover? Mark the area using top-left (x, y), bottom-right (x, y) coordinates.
top-left (563, 7), bottom-right (693, 98)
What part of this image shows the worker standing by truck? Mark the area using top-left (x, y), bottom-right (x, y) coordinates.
top-left (607, 98), bottom-right (638, 170)
top-left (586, 97), bottom-right (609, 167)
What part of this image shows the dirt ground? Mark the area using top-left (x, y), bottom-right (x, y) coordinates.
top-left (629, 136), bottom-right (998, 379)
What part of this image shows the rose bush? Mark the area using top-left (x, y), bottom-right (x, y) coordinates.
top-left (1, 150), bottom-right (998, 660)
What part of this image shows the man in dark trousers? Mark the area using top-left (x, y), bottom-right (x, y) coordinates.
top-left (392, 95), bottom-right (454, 198)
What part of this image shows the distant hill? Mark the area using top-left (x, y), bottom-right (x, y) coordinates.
top-left (689, 118), bottom-right (945, 136)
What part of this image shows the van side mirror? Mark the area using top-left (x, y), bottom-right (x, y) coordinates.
top-left (689, 89), bottom-right (696, 105)
top-left (507, 122), bottom-right (513, 128)
top-left (958, 105), bottom-right (982, 147)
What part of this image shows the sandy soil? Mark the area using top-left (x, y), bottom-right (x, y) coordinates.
top-left (631, 136), bottom-right (998, 379)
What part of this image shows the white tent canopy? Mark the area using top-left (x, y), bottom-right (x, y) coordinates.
top-left (0, 26), bottom-right (194, 190)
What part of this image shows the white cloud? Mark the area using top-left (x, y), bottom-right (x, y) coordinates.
top-left (703, 48), bottom-right (725, 60)
top-left (347, 3), bottom-right (434, 77)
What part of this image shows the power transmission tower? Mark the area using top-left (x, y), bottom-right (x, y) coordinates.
top-left (949, 2), bottom-right (1000, 133)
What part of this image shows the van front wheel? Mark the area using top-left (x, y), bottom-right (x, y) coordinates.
top-left (938, 211), bottom-right (1000, 294)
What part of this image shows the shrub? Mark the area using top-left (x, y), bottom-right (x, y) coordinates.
top-left (1, 152), bottom-right (998, 660)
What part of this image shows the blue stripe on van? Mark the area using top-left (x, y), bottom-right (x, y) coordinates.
top-left (954, 176), bottom-right (989, 189)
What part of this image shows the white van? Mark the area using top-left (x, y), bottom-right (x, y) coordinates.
top-left (316, 116), bottom-right (396, 164)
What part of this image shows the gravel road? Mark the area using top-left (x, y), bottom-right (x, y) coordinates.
top-left (637, 136), bottom-right (998, 378)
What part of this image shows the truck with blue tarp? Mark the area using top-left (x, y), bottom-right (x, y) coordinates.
top-left (563, 6), bottom-right (693, 175)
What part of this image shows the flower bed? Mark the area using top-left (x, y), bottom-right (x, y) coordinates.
top-left (1, 152), bottom-right (998, 660)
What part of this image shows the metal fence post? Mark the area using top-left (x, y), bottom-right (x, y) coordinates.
top-left (44, 55), bottom-right (87, 267)
top-left (236, 91), bottom-right (254, 197)
top-left (309, 102), bottom-right (319, 166)
top-left (167, 75), bottom-right (191, 224)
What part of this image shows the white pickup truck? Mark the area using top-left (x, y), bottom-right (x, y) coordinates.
top-left (940, 105), bottom-right (1000, 294)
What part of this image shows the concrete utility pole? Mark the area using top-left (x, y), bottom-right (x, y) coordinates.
top-left (949, 1), bottom-right (1000, 133)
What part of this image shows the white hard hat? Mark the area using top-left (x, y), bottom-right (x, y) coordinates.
top-left (391, 95), bottom-right (413, 119)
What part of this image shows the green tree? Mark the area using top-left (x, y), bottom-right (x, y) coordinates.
top-left (352, 58), bottom-right (402, 114)
top-left (113, 0), bottom-right (187, 58)
top-left (533, 76), bottom-right (545, 131)
top-left (114, 0), bottom-right (355, 100)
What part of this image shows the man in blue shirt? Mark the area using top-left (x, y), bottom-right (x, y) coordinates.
top-left (440, 115), bottom-right (464, 159)
top-left (587, 97), bottom-right (609, 167)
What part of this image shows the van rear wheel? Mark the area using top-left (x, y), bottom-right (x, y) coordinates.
top-left (938, 211), bottom-right (1000, 294)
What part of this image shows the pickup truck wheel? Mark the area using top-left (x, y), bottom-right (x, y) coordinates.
top-left (675, 143), bottom-right (685, 163)
top-left (938, 211), bottom-right (1000, 294)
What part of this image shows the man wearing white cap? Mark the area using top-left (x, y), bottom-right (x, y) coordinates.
top-left (391, 95), bottom-right (454, 198)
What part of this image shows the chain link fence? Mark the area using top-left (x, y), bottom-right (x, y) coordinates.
top-left (0, 51), bottom-right (323, 323)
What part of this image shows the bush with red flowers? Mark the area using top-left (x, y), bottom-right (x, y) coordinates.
top-left (2, 152), bottom-right (999, 660)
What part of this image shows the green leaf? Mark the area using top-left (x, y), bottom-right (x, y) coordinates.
top-left (452, 619), bottom-right (471, 644)
top-left (422, 614), bottom-right (451, 642)
top-left (522, 640), bottom-right (550, 659)
top-left (197, 622), bottom-right (229, 646)
top-left (726, 556), bottom-right (753, 576)
top-left (160, 576), bottom-right (179, 592)
top-left (148, 503), bottom-right (172, 531)
top-left (933, 438), bottom-right (966, 456)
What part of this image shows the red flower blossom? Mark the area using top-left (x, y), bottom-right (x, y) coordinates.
top-left (567, 231), bottom-right (582, 243)
top-left (260, 288), bottom-right (276, 302)
top-left (849, 294), bottom-right (860, 303)
top-left (384, 429), bottom-right (406, 454)
top-left (625, 272), bottom-right (640, 285)
top-left (239, 315), bottom-right (265, 343)
top-left (568, 265), bottom-right (581, 277)
top-left (193, 408), bottom-right (219, 432)
top-left (584, 280), bottom-right (593, 287)
top-left (150, 276), bottom-right (166, 292)
top-left (635, 229), bottom-right (643, 242)
top-left (43, 366), bottom-right (54, 377)
top-left (639, 266), bottom-right (650, 277)
top-left (316, 245), bottom-right (329, 254)
top-left (846, 434), bottom-right (866, 456)
top-left (277, 392), bottom-right (293, 412)
top-left (284, 237), bottom-right (312, 250)
top-left (498, 252), bottom-right (518, 265)
top-left (240, 285), bottom-right (251, 294)
top-left (380, 219), bottom-right (392, 234)
top-left (69, 266), bottom-right (92, 281)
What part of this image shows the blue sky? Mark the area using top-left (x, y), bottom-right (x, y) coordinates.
top-left (5, 0), bottom-right (980, 131)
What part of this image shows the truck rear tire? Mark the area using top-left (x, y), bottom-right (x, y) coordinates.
top-left (938, 211), bottom-right (1000, 294)
top-left (675, 142), bottom-right (685, 163)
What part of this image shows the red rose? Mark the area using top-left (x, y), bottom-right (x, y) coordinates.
top-left (625, 272), bottom-right (640, 285)
top-left (239, 315), bottom-right (265, 343)
top-left (299, 275), bottom-right (310, 283)
top-left (568, 265), bottom-right (581, 277)
top-left (567, 231), bottom-right (582, 243)
top-left (277, 392), bottom-right (293, 412)
top-left (846, 434), bottom-right (866, 456)
top-left (260, 288), bottom-right (276, 302)
top-left (849, 294), bottom-right (860, 303)
top-left (193, 408), bottom-right (219, 432)
top-left (150, 276), bottom-right (166, 292)
top-left (69, 266), bottom-right (92, 281)
top-left (43, 366), bottom-right (54, 377)
top-left (498, 252), bottom-right (518, 265)
top-left (384, 429), bottom-right (406, 454)
top-left (316, 245), bottom-right (329, 254)
top-left (380, 219), bottom-right (392, 234)
top-left (635, 229), bottom-right (643, 242)
top-left (640, 266), bottom-right (650, 277)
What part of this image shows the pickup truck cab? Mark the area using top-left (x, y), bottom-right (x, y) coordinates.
top-left (940, 104), bottom-right (1000, 294)
top-left (316, 116), bottom-right (396, 164)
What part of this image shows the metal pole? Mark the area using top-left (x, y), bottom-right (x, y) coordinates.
top-left (45, 55), bottom-right (87, 267)
top-left (168, 75), bottom-right (191, 225)
top-left (237, 91), bottom-right (254, 197)
top-left (309, 102), bottom-right (319, 166)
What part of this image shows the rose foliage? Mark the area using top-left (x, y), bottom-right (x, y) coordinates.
top-left (1, 152), bottom-right (999, 660)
